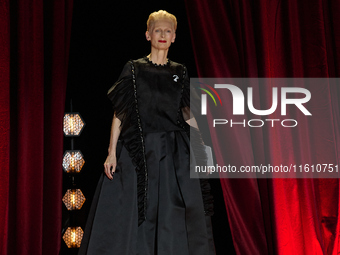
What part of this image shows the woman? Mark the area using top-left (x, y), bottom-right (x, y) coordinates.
top-left (79, 10), bottom-right (215, 255)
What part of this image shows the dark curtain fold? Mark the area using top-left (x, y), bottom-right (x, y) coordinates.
top-left (185, 0), bottom-right (340, 254)
top-left (0, 1), bottom-right (10, 254)
top-left (0, 0), bottom-right (73, 254)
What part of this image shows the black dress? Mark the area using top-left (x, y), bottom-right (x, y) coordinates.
top-left (78, 57), bottom-right (215, 255)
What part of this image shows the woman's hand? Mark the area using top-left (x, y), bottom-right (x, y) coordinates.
top-left (104, 154), bottom-right (117, 180)
top-left (104, 113), bottom-right (121, 180)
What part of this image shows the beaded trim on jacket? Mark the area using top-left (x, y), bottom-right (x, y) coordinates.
top-left (130, 60), bottom-right (148, 226)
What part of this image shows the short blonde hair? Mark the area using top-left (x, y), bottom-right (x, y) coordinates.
top-left (146, 10), bottom-right (177, 31)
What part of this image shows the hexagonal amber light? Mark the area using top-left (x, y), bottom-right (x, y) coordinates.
top-left (63, 113), bottom-right (85, 136)
top-left (62, 189), bottom-right (86, 210)
top-left (62, 150), bottom-right (85, 173)
top-left (63, 227), bottom-right (84, 248)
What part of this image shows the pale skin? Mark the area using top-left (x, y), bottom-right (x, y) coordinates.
top-left (104, 113), bottom-right (122, 180)
top-left (104, 18), bottom-right (201, 179)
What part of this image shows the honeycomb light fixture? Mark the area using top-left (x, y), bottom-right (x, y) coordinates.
top-left (63, 113), bottom-right (85, 137)
top-left (62, 150), bottom-right (85, 173)
top-left (62, 227), bottom-right (84, 248)
top-left (62, 189), bottom-right (86, 210)
top-left (62, 106), bottom-right (86, 250)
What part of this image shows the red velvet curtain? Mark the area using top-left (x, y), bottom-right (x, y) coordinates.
top-left (0, 0), bottom-right (73, 254)
top-left (0, 0), bottom-right (11, 253)
top-left (185, 0), bottom-right (340, 254)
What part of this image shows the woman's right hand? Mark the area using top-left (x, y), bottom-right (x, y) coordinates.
top-left (104, 154), bottom-right (117, 180)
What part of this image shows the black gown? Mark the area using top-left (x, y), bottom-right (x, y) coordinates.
top-left (78, 57), bottom-right (215, 255)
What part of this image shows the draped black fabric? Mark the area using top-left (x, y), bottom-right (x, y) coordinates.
top-left (79, 57), bottom-right (215, 254)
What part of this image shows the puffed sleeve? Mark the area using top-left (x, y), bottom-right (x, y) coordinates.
top-left (107, 61), bottom-right (134, 123)
top-left (107, 60), bottom-right (149, 224)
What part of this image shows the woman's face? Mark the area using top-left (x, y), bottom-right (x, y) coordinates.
top-left (146, 19), bottom-right (176, 51)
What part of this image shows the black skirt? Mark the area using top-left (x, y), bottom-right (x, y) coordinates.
top-left (78, 131), bottom-right (215, 255)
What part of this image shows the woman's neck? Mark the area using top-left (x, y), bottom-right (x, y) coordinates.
top-left (147, 49), bottom-right (169, 65)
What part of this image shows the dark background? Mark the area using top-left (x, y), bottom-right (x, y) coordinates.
top-left (61, 0), bottom-right (235, 254)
